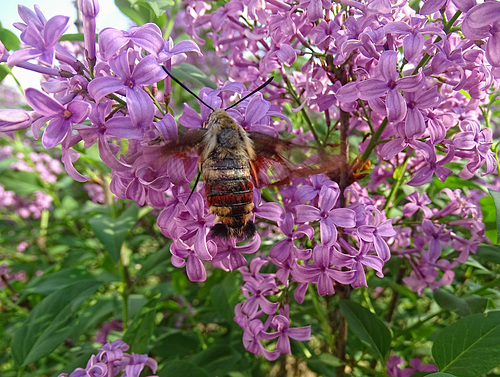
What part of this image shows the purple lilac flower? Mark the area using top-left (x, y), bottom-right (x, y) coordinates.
top-left (59, 340), bottom-right (157, 377)
top-left (25, 88), bottom-right (90, 149)
top-left (8, 15), bottom-right (69, 67)
top-left (295, 185), bottom-right (356, 246)
top-left (87, 50), bottom-right (166, 127)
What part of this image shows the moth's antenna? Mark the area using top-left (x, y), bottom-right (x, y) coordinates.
top-left (225, 77), bottom-right (274, 110)
top-left (162, 66), bottom-right (214, 111)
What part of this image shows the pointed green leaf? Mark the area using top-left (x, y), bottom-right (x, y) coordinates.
top-left (339, 300), bottom-right (391, 361)
top-left (12, 280), bottom-right (102, 366)
top-left (0, 27), bottom-right (21, 50)
top-left (123, 298), bottom-right (159, 353)
top-left (0, 170), bottom-right (43, 195)
top-left (88, 204), bottom-right (139, 263)
top-left (159, 360), bottom-right (210, 377)
top-left (432, 311), bottom-right (500, 377)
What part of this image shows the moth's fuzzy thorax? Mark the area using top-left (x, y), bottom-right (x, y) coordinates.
top-left (202, 108), bottom-right (255, 160)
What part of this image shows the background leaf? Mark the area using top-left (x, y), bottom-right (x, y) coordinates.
top-left (432, 311), bottom-right (500, 376)
top-left (339, 299), bottom-right (391, 361)
top-left (11, 280), bottom-right (102, 366)
top-left (88, 204), bottom-right (139, 263)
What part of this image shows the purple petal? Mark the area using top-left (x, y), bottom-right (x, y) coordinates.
top-left (7, 48), bottom-right (42, 67)
top-left (320, 217), bottom-right (338, 245)
top-left (336, 81), bottom-right (360, 103)
top-left (66, 100), bottom-right (90, 123)
top-left (464, 2), bottom-right (500, 29)
top-left (132, 55), bottom-right (166, 85)
top-left (377, 220), bottom-right (396, 237)
top-left (276, 44), bottom-right (296, 66)
top-left (373, 235), bottom-right (391, 261)
top-left (403, 33), bottom-right (424, 62)
top-left (87, 76), bottom-right (124, 102)
top-left (42, 118), bottom-right (71, 148)
top-left (125, 86), bottom-right (154, 127)
top-left (25, 88), bottom-right (65, 116)
top-left (405, 107), bottom-right (425, 138)
top-left (62, 147), bottom-right (89, 182)
top-left (43, 15), bottom-right (69, 46)
top-left (379, 138), bottom-right (405, 160)
top-left (105, 116), bottom-right (143, 139)
top-left (407, 166), bottom-right (433, 186)
top-left (378, 51), bottom-right (398, 82)
top-left (0, 109), bottom-right (32, 131)
top-left (294, 205), bottom-right (321, 223)
top-left (395, 71), bottom-right (423, 92)
top-left (245, 94), bottom-right (271, 124)
top-left (330, 208), bottom-right (356, 228)
top-left (307, 0), bottom-right (322, 21)
top-left (318, 185), bottom-right (339, 211)
top-left (420, 0), bottom-right (447, 15)
top-left (169, 40), bottom-right (202, 56)
top-left (129, 23), bottom-right (165, 56)
top-left (358, 225), bottom-right (375, 242)
top-left (256, 202), bottom-right (285, 222)
top-left (287, 325), bottom-right (311, 341)
top-left (186, 254), bottom-right (206, 282)
top-left (386, 89), bottom-right (407, 122)
top-left (98, 28), bottom-right (128, 59)
top-left (486, 32), bottom-right (500, 68)
top-left (357, 78), bottom-right (388, 100)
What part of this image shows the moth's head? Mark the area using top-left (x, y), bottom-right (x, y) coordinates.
top-left (203, 109), bottom-right (253, 153)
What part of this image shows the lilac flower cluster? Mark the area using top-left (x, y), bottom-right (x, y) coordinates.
top-left (58, 340), bottom-right (157, 377)
top-left (0, 262), bottom-right (27, 287)
top-left (386, 355), bottom-right (438, 377)
top-left (0, 146), bottom-right (57, 219)
top-left (0, 0), bottom-right (497, 361)
top-left (178, 0), bottom-right (496, 288)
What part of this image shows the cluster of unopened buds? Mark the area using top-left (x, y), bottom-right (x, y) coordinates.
top-left (0, 0), bottom-right (497, 360)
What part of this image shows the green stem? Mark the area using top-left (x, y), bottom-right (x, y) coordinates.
top-left (281, 72), bottom-right (322, 145)
top-left (308, 285), bottom-right (335, 350)
top-left (361, 117), bottom-right (389, 163)
top-left (383, 154), bottom-right (410, 216)
top-left (411, 10), bottom-right (462, 75)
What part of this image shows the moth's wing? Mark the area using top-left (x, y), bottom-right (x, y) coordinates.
top-left (144, 128), bottom-right (207, 170)
top-left (248, 131), bottom-right (328, 187)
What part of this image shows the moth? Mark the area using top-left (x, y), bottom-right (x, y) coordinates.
top-left (150, 68), bottom-right (349, 239)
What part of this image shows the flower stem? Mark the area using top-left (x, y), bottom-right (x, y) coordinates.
top-left (361, 117), bottom-right (389, 163)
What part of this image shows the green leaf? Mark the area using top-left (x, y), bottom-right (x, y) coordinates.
top-left (114, 0), bottom-right (168, 25)
top-left (123, 298), bottom-right (159, 353)
top-left (0, 27), bottom-right (21, 50)
top-left (432, 311), bottom-right (500, 377)
top-left (140, 0), bottom-right (175, 17)
top-left (339, 300), bottom-right (391, 361)
top-left (425, 374), bottom-right (458, 377)
top-left (60, 33), bottom-right (84, 42)
top-left (189, 344), bottom-right (242, 376)
top-left (0, 63), bottom-right (10, 83)
top-left (88, 204), bottom-right (139, 263)
top-left (433, 289), bottom-right (486, 316)
top-left (306, 354), bottom-right (342, 377)
top-left (22, 267), bottom-right (97, 296)
top-left (11, 280), bottom-right (102, 366)
top-left (476, 244), bottom-right (500, 264)
top-left (171, 63), bottom-right (217, 89)
top-left (159, 360), bottom-right (210, 377)
top-left (0, 170), bottom-right (43, 195)
top-left (0, 156), bottom-right (18, 173)
top-left (487, 189), bottom-right (500, 244)
top-left (210, 276), bottom-right (239, 325)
